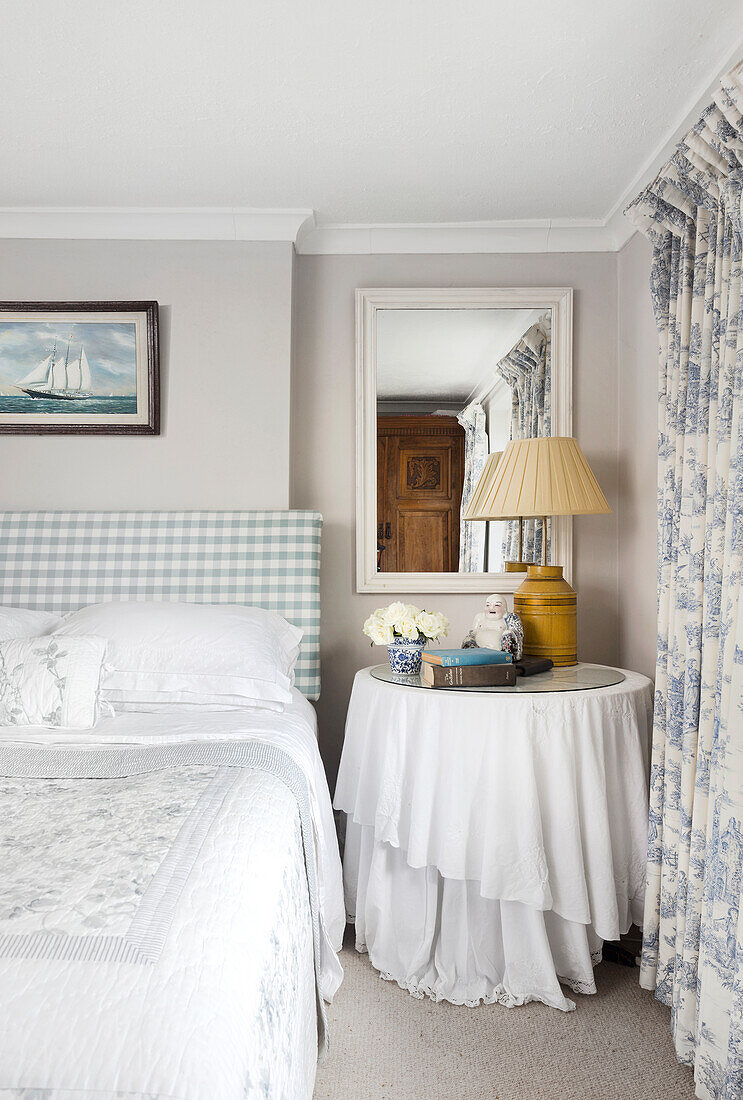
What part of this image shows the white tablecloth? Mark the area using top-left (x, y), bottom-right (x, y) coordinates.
top-left (335, 665), bottom-right (653, 1010)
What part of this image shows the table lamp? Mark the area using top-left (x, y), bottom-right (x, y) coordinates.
top-left (463, 436), bottom-right (611, 665)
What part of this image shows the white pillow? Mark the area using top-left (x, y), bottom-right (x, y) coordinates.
top-left (0, 634), bottom-right (109, 729)
top-left (0, 606), bottom-right (61, 643)
top-left (55, 602), bottom-right (301, 712)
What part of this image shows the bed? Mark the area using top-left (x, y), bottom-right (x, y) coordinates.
top-left (0, 511), bottom-right (344, 1100)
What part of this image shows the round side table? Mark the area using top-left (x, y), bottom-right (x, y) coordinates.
top-left (334, 663), bottom-right (653, 1011)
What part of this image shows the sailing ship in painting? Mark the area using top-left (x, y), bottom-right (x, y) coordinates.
top-left (18, 336), bottom-right (94, 401)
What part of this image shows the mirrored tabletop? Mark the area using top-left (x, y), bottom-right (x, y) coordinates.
top-left (369, 662), bottom-right (626, 693)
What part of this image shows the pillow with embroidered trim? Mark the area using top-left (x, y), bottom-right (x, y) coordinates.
top-left (0, 634), bottom-right (109, 728)
top-left (55, 601), bottom-right (301, 712)
top-left (0, 606), bottom-right (61, 643)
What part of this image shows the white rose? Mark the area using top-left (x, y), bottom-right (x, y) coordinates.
top-left (363, 612), bottom-right (394, 645)
top-left (416, 610), bottom-right (441, 638)
top-left (382, 601), bottom-right (409, 629)
top-left (372, 621), bottom-right (395, 644)
top-left (416, 610), bottom-right (450, 639)
top-left (433, 612), bottom-right (450, 638)
top-left (404, 603), bottom-right (422, 620)
top-left (398, 616), bottom-right (420, 640)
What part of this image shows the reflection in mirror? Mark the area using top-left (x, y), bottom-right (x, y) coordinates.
top-left (375, 308), bottom-right (551, 574)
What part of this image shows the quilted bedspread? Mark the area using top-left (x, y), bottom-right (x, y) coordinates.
top-left (0, 735), bottom-right (339, 1100)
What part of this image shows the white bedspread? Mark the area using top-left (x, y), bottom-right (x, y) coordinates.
top-left (0, 692), bottom-right (344, 1100)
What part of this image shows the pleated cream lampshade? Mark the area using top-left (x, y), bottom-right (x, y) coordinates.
top-left (463, 436), bottom-right (611, 520)
top-left (463, 437), bottom-right (611, 668)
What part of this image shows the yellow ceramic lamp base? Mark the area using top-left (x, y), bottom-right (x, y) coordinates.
top-left (513, 564), bottom-right (577, 667)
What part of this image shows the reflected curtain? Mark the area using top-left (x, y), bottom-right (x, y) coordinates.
top-left (495, 315), bottom-right (552, 564)
top-left (625, 60), bottom-right (743, 1100)
top-left (457, 401), bottom-right (488, 571)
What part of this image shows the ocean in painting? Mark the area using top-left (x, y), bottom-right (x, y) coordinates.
top-left (0, 395), bottom-right (137, 416)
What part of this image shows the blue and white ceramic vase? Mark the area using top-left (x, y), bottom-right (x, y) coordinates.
top-left (387, 636), bottom-right (427, 675)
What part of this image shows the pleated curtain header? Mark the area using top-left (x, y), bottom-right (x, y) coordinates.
top-left (625, 60), bottom-right (743, 244)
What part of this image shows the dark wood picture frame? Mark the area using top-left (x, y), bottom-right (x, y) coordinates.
top-left (0, 301), bottom-right (159, 435)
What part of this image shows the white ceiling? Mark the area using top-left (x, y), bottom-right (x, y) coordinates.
top-left (0, 1), bottom-right (739, 227)
top-left (376, 308), bottom-right (543, 400)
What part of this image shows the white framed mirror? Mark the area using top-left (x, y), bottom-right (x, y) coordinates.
top-left (355, 287), bottom-right (573, 593)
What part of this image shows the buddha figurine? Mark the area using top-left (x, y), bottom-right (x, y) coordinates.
top-left (463, 593), bottom-right (524, 659)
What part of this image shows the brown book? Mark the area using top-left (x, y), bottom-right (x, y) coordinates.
top-left (421, 661), bottom-right (517, 688)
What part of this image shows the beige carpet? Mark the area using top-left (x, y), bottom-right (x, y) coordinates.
top-left (314, 940), bottom-right (697, 1100)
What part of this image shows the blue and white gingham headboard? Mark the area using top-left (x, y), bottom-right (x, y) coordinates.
top-left (0, 511), bottom-right (323, 699)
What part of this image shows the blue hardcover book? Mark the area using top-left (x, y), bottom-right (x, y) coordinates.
top-left (422, 648), bottom-right (513, 667)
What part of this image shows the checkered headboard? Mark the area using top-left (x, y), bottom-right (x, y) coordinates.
top-left (0, 511), bottom-right (323, 699)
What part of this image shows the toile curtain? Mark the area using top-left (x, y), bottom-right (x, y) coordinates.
top-left (457, 400), bottom-right (488, 571)
top-left (625, 61), bottom-right (743, 1100)
top-left (495, 315), bottom-right (552, 564)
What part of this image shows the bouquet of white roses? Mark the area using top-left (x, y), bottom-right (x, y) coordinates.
top-left (362, 602), bottom-right (449, 646)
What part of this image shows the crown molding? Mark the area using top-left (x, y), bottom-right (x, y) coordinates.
top-left (296, 219), bottom-right (617, 255)
top-left (0, 206), bottom-right (618, 252)
top-left (0, 207), bottom-right (643, 254)
top-left (0, 207), bottom-right (316, 243)
top-left (0, 206), bottom-right (622, 253)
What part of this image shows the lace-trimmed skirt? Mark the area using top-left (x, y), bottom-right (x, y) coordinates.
top-left (344, 820), bottom-right (608, 1012)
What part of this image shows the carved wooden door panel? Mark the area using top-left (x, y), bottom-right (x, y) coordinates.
top-left (377, 415), bottom-right (465, 572)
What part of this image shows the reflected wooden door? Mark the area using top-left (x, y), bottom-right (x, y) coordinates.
top-left (377, 415), bottom-right (465, 572)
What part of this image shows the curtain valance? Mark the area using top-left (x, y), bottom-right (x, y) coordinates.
top-left (626, 64), bottom-right (743, 245)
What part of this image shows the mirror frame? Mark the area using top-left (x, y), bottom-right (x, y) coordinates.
top-left (355, 287), bottom-right (573, 593)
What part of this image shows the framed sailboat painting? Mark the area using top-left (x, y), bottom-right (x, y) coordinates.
top-left (0, 301), bottom-right (159, 434)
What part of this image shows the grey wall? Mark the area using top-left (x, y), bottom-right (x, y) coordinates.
top-left (617, 232), bottom-right (658, 680)
top-left (0, 235), bottom-right (659, 784)
top-left (0, 239), bottom-right (294, 509)
top-left (292, 252), bottom-right (620, 783)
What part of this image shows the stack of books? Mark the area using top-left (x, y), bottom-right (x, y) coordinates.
top-left (421, 648), bottom-right (515, 688)
top-left (420, 650), bottom-right (555, 688)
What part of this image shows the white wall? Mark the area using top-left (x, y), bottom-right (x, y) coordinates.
top-left (0, 239), bottom-right (294, 509)
top-left (617, 232), bottom-right (658, 680)
top-left (292, 252), bottom-right (620, 782)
